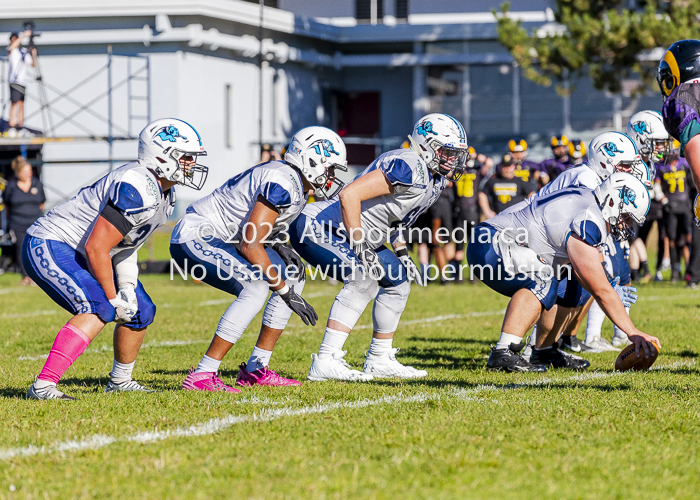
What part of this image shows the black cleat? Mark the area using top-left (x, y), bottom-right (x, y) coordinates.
top-left (529, 342), bottom-right (590, 370)
top-left (561, 335), bottom-right (583, 353)
top-left (486, 344), bottom-right (548, 373)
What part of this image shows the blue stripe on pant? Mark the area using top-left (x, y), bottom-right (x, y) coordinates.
top-left (22, 235), bottom-right (156, 328)
top-left (466, 224), bottom-right (558, 310)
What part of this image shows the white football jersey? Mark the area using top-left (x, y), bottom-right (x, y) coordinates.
top-left (302, 148), bottom-right (446, 248)
top-left (487, 187), bottom-right (608, 271)
top-left (502, 164), bottom-right (601, 215)
top-left (172, 160), bottom-right (307, 244)
top-left (28, 162), bottom-right (175, 257)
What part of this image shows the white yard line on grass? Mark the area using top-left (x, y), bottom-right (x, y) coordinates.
top-left (17, 339), bottom-right (210, 361)
top-left (2, 362), bottom-right (693, 462)
top-left (1, 310), bottom-right (59, 319)
top-left (354, 309), bottom-right (507, 330)
top-left (161, 290), bottom-right (335, 309)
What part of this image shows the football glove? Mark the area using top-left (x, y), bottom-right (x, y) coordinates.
top-left (609, 276), bottom-right (638, 308)
top-left (353, 242), bottom-right (385, 281)
top-left (277, 285), bottom-right (318, 326)
top-left (271, 241), bottom-right (306, 282)
top-left (110, 286), bottom-right (138, 323)
top-left (395, 246), bottom-right (425, 286)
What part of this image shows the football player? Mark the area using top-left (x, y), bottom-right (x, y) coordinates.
top-left (24, 118), bottom-right (208, 400)
top-left (289, 113), bottom-right (469, 381)
top-left (507, 138), bottom-right (547, 188)
top-left (469, 172), bottom-right (660, 373)
top-left (540, 135), bottom-right (574, 181)
top-left (172, 126), bottom-right (346, 391)
top-left (626, 110), bottom-right (675, 284)
top-left (493, 132), bottom-right (653, 367)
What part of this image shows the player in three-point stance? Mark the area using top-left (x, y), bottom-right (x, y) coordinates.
top-left (289, 113), bottom-right (470, 381)
top-left (173, 127), bottom-right (346, 391)
top-left (469, 172), bottom-right (661, 373)
top-left (25, 118), bottom-right (209, 400)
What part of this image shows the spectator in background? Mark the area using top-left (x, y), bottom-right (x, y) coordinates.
top-left (429, 181), bottom-right (456, 285)
top-left (260, 143), bottom-right (282, 162)
top-left (452, 147), bottom-right (483, 282)
top-left (568, 139), bottom-right (586, 166)
top-left (539, 135), bottom-right (573, 182)
top-left (6, 31), bottom-right (36, 138)
top-left (479, 154), bottom-right (534, 219)
top-left (656, 153), bottom-right (692, 282)
top-left (3, 156), bottom-right (45, 284)
top-left (507, 138), bottom-right (546, 189)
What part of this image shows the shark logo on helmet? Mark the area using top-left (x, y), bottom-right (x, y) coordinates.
top-left (618, 186), bottom-right (638, 208)
top-left (312, 139), bottom-right (339, 158)
top-left (632, 122), bottom-right (649, 135)
top-left (602, 142), bottom-right (623, 156)
top-left (157, 126), bottom-right (187, 142)
top-left (416, 121), bottom-right (438, 137)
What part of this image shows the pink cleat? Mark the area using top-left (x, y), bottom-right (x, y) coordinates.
top-left (181, 367), bottom-right (241, 393)
top-left (235, 363), bottom-right (302, 387)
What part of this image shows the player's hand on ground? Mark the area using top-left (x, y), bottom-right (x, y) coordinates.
top-left (610, 277), bottom-right (638, 308)
top-left (271, 241), bottom-right (306, 282)
top-left (395, 246), bottom-right (424, 286)
top-left (630, 331), bottom-right (661, 359)
top-left (353, 243), bottom-right (385, 281)
top-left (278, 285), bottom-right (318, 326)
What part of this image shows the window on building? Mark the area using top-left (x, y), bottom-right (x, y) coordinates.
top-left (356, 0), bottom-right (384, 24)
top-left (395, 0), bottom-right (408, 21)
top-left (241, 0), bottom-right (278, 8)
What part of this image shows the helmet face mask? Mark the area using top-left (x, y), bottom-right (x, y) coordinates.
top-left (139, 119), bottom-right (208, 190)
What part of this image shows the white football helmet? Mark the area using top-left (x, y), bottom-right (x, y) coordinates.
top-left (595, 172), bottom-right (650, 241)
top-left (626, 110), bottom-right (675, 164)
top-left (587, 131), bottom-right (653, 189)
top-left (285, 126), bottom-right (347, 199)
top-left (409, 113), bottom-right (469, 180)
top-left (138, 118), bottom-right (208, 190)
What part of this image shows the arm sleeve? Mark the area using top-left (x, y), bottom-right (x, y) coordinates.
top-left (100, 200), bottom-right (134, 237)
top-left (380, 158), bottom-right (414, 187)
top-left (570, 213), bottom-right (605, 247)
top-left (261, 182), bottom-right (292, 209)
top-left (113, 249), bottom-right (139, 289)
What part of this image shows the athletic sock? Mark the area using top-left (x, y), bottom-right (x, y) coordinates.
top-left (318, 328), bottom-right (349, 357)
top-left (246, 346), bottom-right (272, 372)
top-left (37, 323), bottom-right (91, 384)
top-left (110, 360), bottom-right (135, 383)
top-left (630, 268), bottom-right (640, 282)
top-left (195, 354), bottom-right (222, 374)
top-left (612, 306), bottom-right (631, 340)
top-left (585, 300), bottom-right (606, 343)
top-left (641, 261), bottom-right (650, 276)
top-left (495, 332), bottom-right (522, 350)
top-left (527, 326), bottom-right (537, 347)
top-left (368, 337), bottom-right (393, 357)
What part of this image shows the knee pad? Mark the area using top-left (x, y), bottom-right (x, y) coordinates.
top-left (372, 280), bottom-right (411, 333)
top-left (124, 284), bottom-right (156, 329)
top-left (215, 279), bottom-right (269, 344)
top-left (328, 276), bottom-right (379, 329)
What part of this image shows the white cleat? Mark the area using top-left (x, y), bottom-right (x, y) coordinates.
top-left (611, 335), bottom-right (632, 348)
top-left (596, 337), bottom-right (622, 352)
top-left (105, 379), bottom-right (156, 393)
top-left (307, 351), bottom-right (374, 382)
top-left (26, 381), bottom-right (75, 401)
top-left (363, 348), bottom-right (428, 379)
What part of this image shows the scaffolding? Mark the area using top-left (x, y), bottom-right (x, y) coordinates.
top-left (0, 49), bottom-right (151, 177)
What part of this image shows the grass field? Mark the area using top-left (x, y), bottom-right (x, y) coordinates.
top-left (1, 262), bottom-right (699, 499)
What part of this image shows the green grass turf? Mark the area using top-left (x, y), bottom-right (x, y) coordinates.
top-left (0, 271), bottom-right (699, 499)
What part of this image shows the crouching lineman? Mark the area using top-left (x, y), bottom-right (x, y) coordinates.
top-left (172, 127), bottom-right (347, 391)
top-left (24, 119), bottom-right (209, 400)
top-left (289, 113), bottom-right (469, 381)
top-left (468, 172), bottom-right (660, 372)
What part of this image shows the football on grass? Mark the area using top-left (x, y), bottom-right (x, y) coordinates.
top-left (614, 341), bottom-right (660, 371)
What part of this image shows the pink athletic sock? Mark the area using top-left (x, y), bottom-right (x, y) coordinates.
top-left (37, 323), bottom-right (91, 384)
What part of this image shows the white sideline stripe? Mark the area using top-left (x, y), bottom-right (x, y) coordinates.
top-left (1, 310), bottom-right (59, 319)
top-left (17, 339), bottom-right (210, 361)
top-left (161, 290), bottom-right (335, 309)
top-left (354, 309), bottom-right (507, 330)
top-left (0, 362), bottom-right (694, 461)
top-left (0, 288), bottom-right (28, 295)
